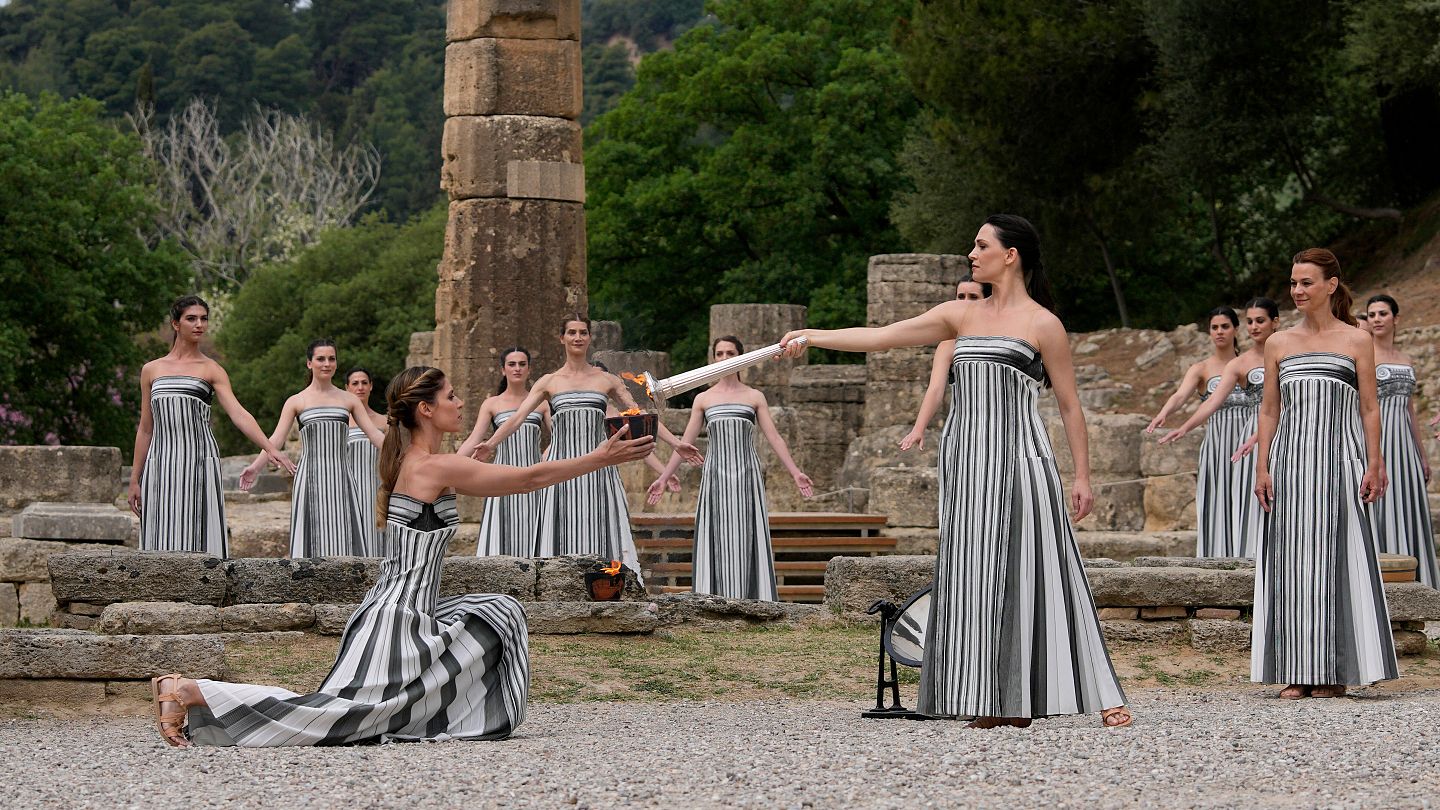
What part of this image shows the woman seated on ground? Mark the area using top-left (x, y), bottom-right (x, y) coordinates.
top-left (150, 365), bottom-right (654, 747)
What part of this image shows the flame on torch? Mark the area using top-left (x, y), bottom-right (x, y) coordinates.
top-left (601, 559), bottom-right (623, 576)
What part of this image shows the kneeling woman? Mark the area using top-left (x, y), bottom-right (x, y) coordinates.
top-left (150, 366), bottom-right (655, 747)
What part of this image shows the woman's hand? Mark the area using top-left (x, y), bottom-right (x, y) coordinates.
top-left (1360, 461), bottom-right (1387, 504)
top-left (127, 481), bottom-right (142, 517)
top-left (238, 460), bottom-right (263, 492)
top-left (473, 441), bottom-right (497, 462)
top-left (1145, 413), bottom-right (1166, 434)
top-left (1156, 426), bottom-right (1187, 446)
top-left (793, 471), bottom-right (815, 498)
top-left (1230, 434), bottom-right (1259, 462)
top-left (777, 330), bottom-right (813, 359)
top-left (899, 428), bottom-right (925, 451)
top-left (266, 448), bottom-right (296, 476)
top-left (1254, 468), bottom-right (1274, 512)
top-left (596, 424), bottom-right (655, 466)
top-left (644, 474), bottom-right (682, 506)
top-left (674, 441), bottom-right (703, 466)
top-left (1071, 479), bottom-right (1094, 521)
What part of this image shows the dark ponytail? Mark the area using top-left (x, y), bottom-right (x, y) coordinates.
top-left (984, 214), bottom-right (1054, 312)
top-left (375, 366), bottom-right (446, 527)
top-left (1243, 297), bottom-right (1279, 320)
top-left (1292, 248), bottom-right (1354, 326)
top-left (495, 347), bottom-right (531, 395)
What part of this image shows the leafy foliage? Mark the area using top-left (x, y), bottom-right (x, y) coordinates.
top-left (0, 91), bottom-right (189, 449)
top-left (214, 203), bottom-right (445, 453)
top-left (586, 0), bottom-right (917, 367)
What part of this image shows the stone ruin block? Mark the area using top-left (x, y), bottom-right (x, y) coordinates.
top-left (13, 502), bottom-right (134, 544)
top-left (441, 115), bottom-right (582, 200)
top-left (50, 551), bottom-right (227, 607)
top-left (447, 0), bottom-right (580, 43)
top-left (438, 555), bottom-right (538, 601)
top-left (867, 467), bottom-right (938, 529)
top-left (1140, 426), bottom-right (1204, 477)
top-left (590, 320), bottom-right (623, 351)
top-left (96, 601), bottom-right (222, 635)
top-left (225, 557), bottom-right (380, 605)
top-left (1144, 471), bottom-right (1197, 531)
top-left (0, 628), bottom-right (225, 680)
top-left (506, 160), bottom-right (585, 203)
top-left (789, 364), bottom-right (865, 404)
top-left (444, 38), bottom-right (581, 119)
top-left (407, 331), bottom-right (436, 368)
top-left (525, 601), bottom-right (659, 634)
top-left (708, 303), bottom-right (807, 403)
top-left (535, 556), bottom-right (646, 602)
top-left (0, 446), bottom-right (121, 510)
top-left (823, 555), bottom-right (936, 618)
top-left (865, 254), bottom-right (967, 326)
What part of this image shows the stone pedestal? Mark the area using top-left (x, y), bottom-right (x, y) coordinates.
top-left (0, 447), bottom-right (122, 510)
top-left (708, 304), bottom-right (807, 404)
top-left (863, 254), bottom-right (968, 429)
top-left (434, 0), bottom-right (587, 429)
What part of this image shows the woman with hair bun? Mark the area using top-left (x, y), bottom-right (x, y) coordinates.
top-left (779, 214), bottom-right (1130, 729)
top-left (1159, 298), bottom-right (1279, 557)
top-left (1364, 294), bottom-right (1437, 587)
top-left (1146, 306), bottom-right (1241, 555)
top-left (344, 367), bottom-right (388, 555)
top-left (1251, 248), bottom-right (1396, 699)
top-left (148, 365), bottom-right (656, 747)
top-left (457, 347), bottom-right (551, 557)
top-left (129, 295), bottom-right (295, 557)
top-left (240, 339), bottom-right (384, 558)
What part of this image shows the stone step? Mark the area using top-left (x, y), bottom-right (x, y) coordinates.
top-left (13, 502), bottom-right (135, 544)
top-left (0, 628), bottom-right (226, 680)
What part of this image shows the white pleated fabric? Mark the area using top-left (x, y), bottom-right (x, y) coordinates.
top-left (918, 337), bottom-right (1125, 719)
top-left (290, 407), bottom-right (368, 558)
top-left (531, 391), bottom-right (641, 577)
top-left (476, 410), bottom-right (544, 557)
top-left (346, 427), bottom-right (382, 556)
top-left (1196, 370), bottom-right (1263, 557)
top-left (692, 403), bottom-right (777, 601)
top-left (1373, 363), bottom-right (1438, 587)
top-left (189, 494), bottom-right (529, 746)
top-left (1251, 353), bottom-right (1398, 686)
top-left (139, 376), bottom-right (228, 556)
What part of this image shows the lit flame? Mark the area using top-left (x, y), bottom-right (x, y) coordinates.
top-left (618, 407), bottom-right (643, 416)
top-left (601, 559), bottom-right (622, 576)
top-left (620, 372), bottom-right (654, 399)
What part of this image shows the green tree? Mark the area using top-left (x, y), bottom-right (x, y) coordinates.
top-left (214, 203), bottom-right (445, 453)
top-left (0, 91), bottom-right (189, 449)
top-left (581, 42), bottom-right (635, 125)
top-left (586, 0), bottom-right (917, 367)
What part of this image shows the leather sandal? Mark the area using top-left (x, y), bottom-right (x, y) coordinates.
top-left (965, 716), bottom-right (1033, 729)
top-left (1101, 707), bottom-right (1133, 728)
top-left (1310, 685), bottom-right (1347, 698)
top-left (151, 673), bottom-right (191, 747)
top-left (1279, 684), bottom-right (1311, 699)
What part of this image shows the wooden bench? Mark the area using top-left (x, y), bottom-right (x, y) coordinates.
top-left (633, 513), bottom-right (893, 603)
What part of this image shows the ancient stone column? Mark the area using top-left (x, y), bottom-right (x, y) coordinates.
top-left (435, 0), bottom-right (586, 423)
top-left (708, 304), bottom-right (807, 404)
top-left (863, 254), bottom-right (967, 429)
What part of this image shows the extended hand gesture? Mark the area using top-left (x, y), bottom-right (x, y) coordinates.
top-left (793, 471), bottom-right (815, 498)
top-left (899, 428), bottom-right (924, 451)
top-left (644, 474), bottom-right (681, 506)
top-left (597, 424), bottom-right (655, 466)
top-left (674, 441), bottom-right (704, 466)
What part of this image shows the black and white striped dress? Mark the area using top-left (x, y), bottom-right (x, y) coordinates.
top-left (919, 337), bottom-right (1125, 719)
top-left (290, 407), bottom-right (367, 558)
top-left (1373, 363), bottom-right (1438, 587)
top-left (477, 409), bottom-right (544, 557)
top-left (1196, 372), bottom-right (1261, 557)
top-left (346, 427), bottom-right (382, 556)
top-left (533, 391), bottom-right (641, 576)
top-left (692, 403), bottom-right (777, 601)
top-left (188, 493), bottom-right (529, 745)
top-left (1251, 352), bottom-right (1398, 686)
top-left (139, 376), bottom-right (228, 557)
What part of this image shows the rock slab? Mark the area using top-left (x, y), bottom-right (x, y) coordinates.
top-left (0, 629), bottom-right (225, 679)
top-left (13, 502), bottom-right (133, 543)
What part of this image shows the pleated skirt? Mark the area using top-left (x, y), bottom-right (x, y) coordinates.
top-left (346, 428), bottom-right (382, 556)
top-left (477, 414), bottom-right (543, 557)
top-left (1373, 396), bottom-right (1439, 588)
top-left (140, 380), bottom-right (228, 557)
top-left (1196, 405), bottom-right (1261, 557)
top-left (692, 406), bottom-right (776, 601)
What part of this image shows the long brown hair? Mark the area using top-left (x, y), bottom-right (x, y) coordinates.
top-left (374, 366), bottom-right (446, 526)
top-left (1291, 247), bottom-right (1354, 326)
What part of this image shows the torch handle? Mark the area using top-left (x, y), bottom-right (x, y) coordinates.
top-left (644, 336), bottom-right (806, 403)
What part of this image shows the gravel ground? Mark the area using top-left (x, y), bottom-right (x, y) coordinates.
top-left (6, 688), bottom-right (1440, 809)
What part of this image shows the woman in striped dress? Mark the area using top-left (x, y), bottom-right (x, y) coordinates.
top-left (1146, 307), bottom-right (1241, 555)
top-left (473, 317), bottom-right (703, 575)
top-left (149, 365), bottom-right (656, 747)
top-left (457, 348), bottom-right (550, 557)
top-left (129, 296), bottom-right (294, 556)
top-left (900, 273), bottom-right (990, 453)
top-left (780, 214), bottom-right (1131, 729)
top-left (1158, 297), bottom-right (1280, 557)
top-left (1252, 249), bottom-right (1397, 699)
top-left (240, 340), bottom-right (384, 558)
top-left (645, 336), bottom-right (814, 601)
top-left (1364, 294), bottom-right (1437, 587)
top-left (344, 367), bottom-right (388, 556)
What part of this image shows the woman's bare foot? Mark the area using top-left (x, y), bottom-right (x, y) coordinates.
top-left (1279, 684), bottom-right (1310, 699)
top-left (1101, 706), bottom-right (1133, 728)
top-left (1309, 684), bottom-right (1347, 698)
top-left (966, 716), bottom-right (1033, 729)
